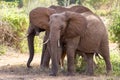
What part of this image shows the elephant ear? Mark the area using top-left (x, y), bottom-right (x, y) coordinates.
top-left (29, 7), bottom-right (55, 30)
top-left (64, 11), bottom-right (87, 38)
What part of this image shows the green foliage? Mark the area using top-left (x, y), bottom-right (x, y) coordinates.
top-left (0, 45), bottom-right (6, 55)
top-left (34, 35), bottom-right (44, 53)
top-left (4, 0), bottom-right (16, 2)
top-left (0, 1), bottom-right (45, 53)
top-left (1, 9), bottom-right (29, 51)
top-left (0, 1), bottom-right (28, 52)
top-left (82, 0), bottom-right (109, 9)
top-left (0, 1), bottom-right (18, 8)
top-left (18, 0), bottom-right (23, 8)
top-left (76, 52), bottom-right (120, 76)
top-left (110, 53), bottom-right (120, 76)
top-left (109, 10), bottom-right (120, 50)
top-left (57, 0), bottom-right (81, 6)
top-left (75, 55), bottom-right (87, 73)
top-left (24, 0), bottom-right (57, 15)
top-left (95, 10), bottom-right (110, 16)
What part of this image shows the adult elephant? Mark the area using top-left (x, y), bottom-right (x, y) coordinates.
top-left (27, 5), bottom-right (93, 68)
top-left (48, 11), bottom-right (112, 76)
top-left (27, 7), bottom-right (55, 68)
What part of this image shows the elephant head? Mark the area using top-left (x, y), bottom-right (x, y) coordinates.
top-left (29, 7), bottom-right (56, 30)
top-left (48, 11), bottom-right (87, 76)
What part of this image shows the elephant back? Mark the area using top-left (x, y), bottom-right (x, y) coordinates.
top-left (78, 12), bottom-right (107, 53)
top-left (49, 5), bottom-right (92, 14)
top-left (70, 5), bottom-right (93, 13)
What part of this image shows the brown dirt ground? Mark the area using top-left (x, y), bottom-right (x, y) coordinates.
top-left (0, 43), bottom-right (119, 80)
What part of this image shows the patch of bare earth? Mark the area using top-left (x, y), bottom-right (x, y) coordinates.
top-left (0, 43), bottom-right (119, 80)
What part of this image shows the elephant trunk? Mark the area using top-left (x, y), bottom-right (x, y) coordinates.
top-left (27, 31), bottom-right (35, 68)
top-left (27, 26), bottom-right (45, 68)
top-left (49, 29), bottom-right (62, 76)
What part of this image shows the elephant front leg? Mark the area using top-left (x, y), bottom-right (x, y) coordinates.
top-left (66, 37), bottom-right (80, 76)
top-left (66, 47), bottom-right (75, 76)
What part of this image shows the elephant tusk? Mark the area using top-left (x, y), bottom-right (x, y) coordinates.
top-left (43, 38), bottom-right (49, 45)
top-left (58, 40), bottom-right (60, 47)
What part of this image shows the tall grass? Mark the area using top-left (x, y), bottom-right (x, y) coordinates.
top-left (0, 0), bottom-right (58, 53)
top-left (0, 1), bottom-right (47, 53)
top-left (24, 0), bottom-right (57, 15)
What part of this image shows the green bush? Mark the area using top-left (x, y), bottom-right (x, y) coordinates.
top-left (76, 52), bottom-right (120, 76)
top-left (0, 1), bottom-right (18, 8)
top-left (109, 10), bottom-right (120, 50)
top-left (0, 45), bottom-right (6, 55)
top-left (2, 12), bottom-right (29, 52)
top-left (0, 1), bottom-right (47, 53)
top-left (0, 1), bottom-right (28, 52)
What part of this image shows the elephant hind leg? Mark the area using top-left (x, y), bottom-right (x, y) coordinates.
top-left (99, 41), bottom-right (112, 74)
top-left (85, 53), bottom-right (94, 75)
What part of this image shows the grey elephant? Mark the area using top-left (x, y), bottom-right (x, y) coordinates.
top-left (48, 11), bottom-right (112, 76)
top-left (27, 5), bottom-right (93, 68)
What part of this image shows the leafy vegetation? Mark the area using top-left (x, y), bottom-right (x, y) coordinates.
top-left (75, 51), bottom-right (120, 76)
top-left (0, 1), bottom-right (27, 52)
top-left (109, 11), bottom-right (120, 50)
top-left (0, 1), bottom-right (44, 53)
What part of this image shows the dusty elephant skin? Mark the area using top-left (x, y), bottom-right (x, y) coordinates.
top-left (48, 11), bottom-right (112, 76)
top-left (27, 5), bottom-right (93, 69)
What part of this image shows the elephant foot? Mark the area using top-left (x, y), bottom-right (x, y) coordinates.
top-left (66, 72), bottom-right (75, 76)
top-left (84, 70), bottom-right (94, 76)
top-left (82, 72), bottom-right (94, 76)
top-left (40, 66), bottom-right (49, 72)
top-left (27, 65), bottom-right (32, 68)
top-left (106, 70), bottom-right (112, 76)
top-left (85, 72), bottom-right (94, 76)
top-left (49, 73), bottom-right (57, 76)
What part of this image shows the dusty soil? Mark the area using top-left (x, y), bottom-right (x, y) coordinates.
top-left (0, 44), bottom-right (119, 80)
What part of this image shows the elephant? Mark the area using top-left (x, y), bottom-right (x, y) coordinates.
top-left (48, 11), bottom-right (112, 76)
top-left (27, 7), bottom-right (55, 68)
top-left (27, 5), bottom-right (93, 68)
